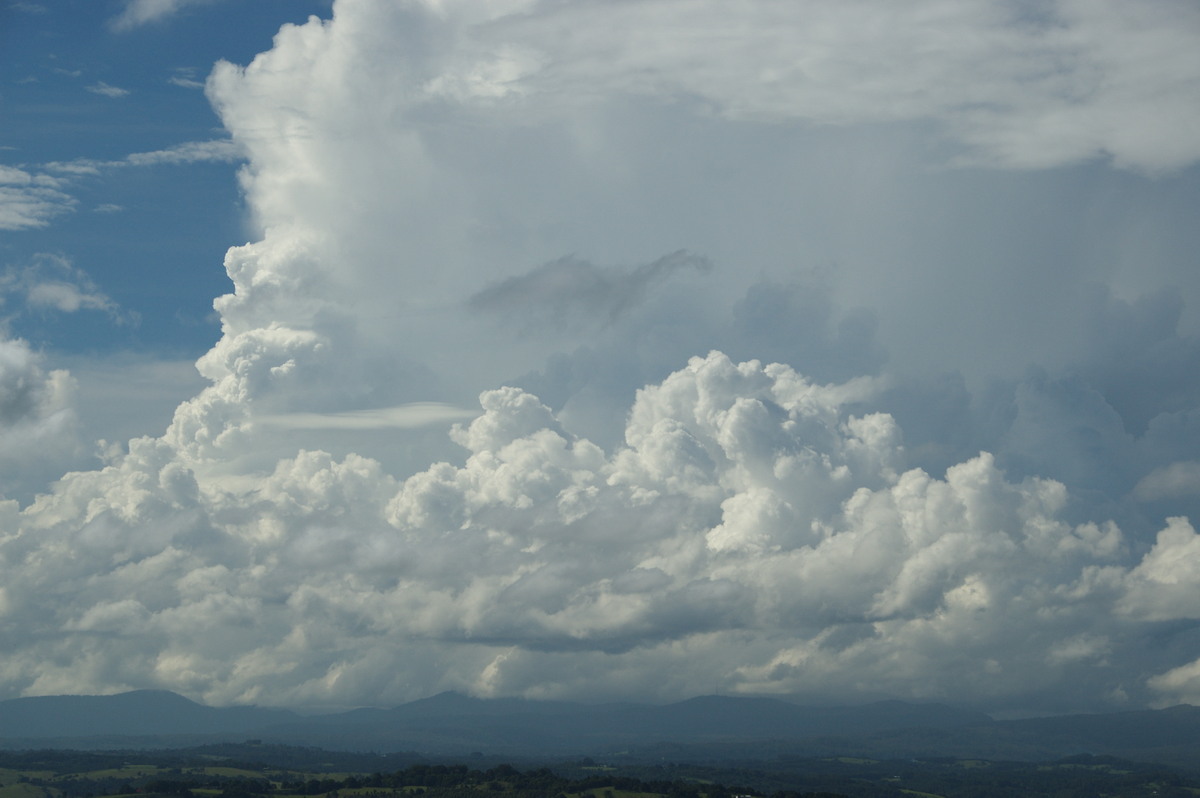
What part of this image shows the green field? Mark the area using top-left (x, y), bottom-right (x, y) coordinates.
top-left (0, 743), bottom-right (1197, 798)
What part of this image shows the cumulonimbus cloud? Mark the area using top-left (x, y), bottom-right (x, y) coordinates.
top-left (3, 0), bottom-right (1199, 715)
top-left (304, 0), bottom-right (1200, 173)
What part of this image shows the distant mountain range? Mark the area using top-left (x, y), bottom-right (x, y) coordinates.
top-left (1, 690), bottom-right (1198, 770)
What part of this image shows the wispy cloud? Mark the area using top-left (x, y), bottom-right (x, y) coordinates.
top-left (1, 254), bottom-right (129, 321)
top-left (110, 0), bottom-right (226, 32)
top-left (257, 403), bottom-right (478, 431)
top-left (0, 138), bottom-right (244, 232)
top-left (45, 138), bottom-right (243, 174)
top-left (124, 138), bottom-right (242, 165)
top-left (86, 81), bottom-right (130, 98)
top-left (0, 166), bottom-right (74, 230)
top-left (168, 67), bottom-right (205, 90)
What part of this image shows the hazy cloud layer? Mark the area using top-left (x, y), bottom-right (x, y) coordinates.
top-left (2, 0), bottom-right (1200, 715)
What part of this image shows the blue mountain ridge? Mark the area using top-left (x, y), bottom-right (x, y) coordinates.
top-left (2, 689), bottom-right (1198, 766)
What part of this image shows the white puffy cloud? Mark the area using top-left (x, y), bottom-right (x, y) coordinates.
top-left (1147, 657), bottom-right (1200, 707)
top-left (0, 336), bottom-right (85, 501)
top-left (1117, 517), bottom-right (1200, 622)
top-left (2, 350), bottom-right (1198, 711)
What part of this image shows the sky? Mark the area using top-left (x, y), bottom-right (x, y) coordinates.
top-left (2, 0), bottom-right (1200, 717)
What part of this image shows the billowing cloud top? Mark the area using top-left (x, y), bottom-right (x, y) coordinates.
top-left (6, 350), bottom-right (1200, 711)
top-left (3, 0), bottom-right (1200, 715)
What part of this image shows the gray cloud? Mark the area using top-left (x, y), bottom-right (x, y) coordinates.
top-left (469, 251), bottom-right (711, 335)
top-left (730, 278), bottom-right (888, 384)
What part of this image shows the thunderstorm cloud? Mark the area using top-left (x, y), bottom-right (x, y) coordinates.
top-left (3, 0), bottom-right (1200, 717)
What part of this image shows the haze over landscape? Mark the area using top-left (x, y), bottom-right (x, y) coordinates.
top-left (3, 0), bottom-right (1200, 721)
